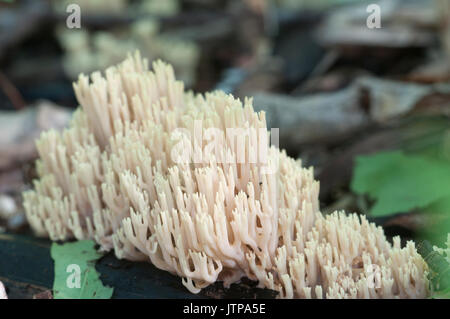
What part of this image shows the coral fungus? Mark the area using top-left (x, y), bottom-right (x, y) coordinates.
top-left (23, 52), bottom-right (429, 298)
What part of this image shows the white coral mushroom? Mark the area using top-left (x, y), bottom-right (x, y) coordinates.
top-left (23, 52), bottom-right (429, 298)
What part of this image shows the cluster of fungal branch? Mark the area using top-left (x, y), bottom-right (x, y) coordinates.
top-left (23, 52), bottom-right (429, 298)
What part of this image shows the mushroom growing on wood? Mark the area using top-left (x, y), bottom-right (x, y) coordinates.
top-left (23, 52), bottom-right (429, 298)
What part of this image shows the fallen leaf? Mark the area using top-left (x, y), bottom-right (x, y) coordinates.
top-left (51, 240), bottom-right (113, 299)
top-left (351, 151), bottom-right (450, 217)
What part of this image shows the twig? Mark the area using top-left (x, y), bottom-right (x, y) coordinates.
top-left (291, 49), bottom-right (340, 95)
top-left (0, 71), bottom-right (25, 110)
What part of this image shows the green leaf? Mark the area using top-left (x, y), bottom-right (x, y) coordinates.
top-left (420, 196), bottom-right (450, 245)
top-left (418, 239), bottom-right (450, 298)
top-left (51, 240), bottom-right (114, 299)
top-left (431, 288), bottom-right (450, 299)
top-left (351, 151), bottom-right (450, 217)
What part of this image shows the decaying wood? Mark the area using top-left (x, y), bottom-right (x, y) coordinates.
top-left (0, 277), bottom-right (47, 299)
top-left (0, 233), bottom-right (277, 299)
top-left (355, 77), bottom-right (443, 122)
top-left (315, 0), bottom-right (437, 48)
top-left (252, 76), bottom-right (450, 153)
top-left (253, 85), bottom-right (369, 151)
